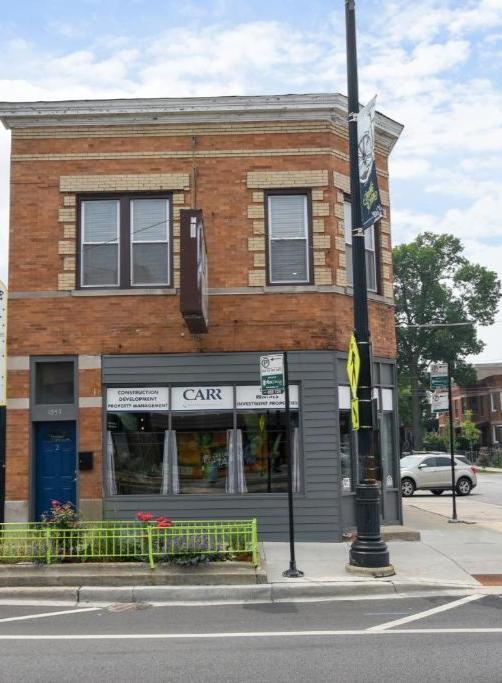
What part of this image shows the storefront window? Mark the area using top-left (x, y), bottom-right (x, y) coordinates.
top-left (171, 412), bottom-right (233, 494)
top-left (107, 412), bottom-right (169, 495)
top-left (104, 385), bottom-right (302, 497)
top-left (237, 411), bottom-right (299, 493)
top-left (340, 411), bottom-right (353, 491)
top-left (381, 412), bottom-right (395, 488)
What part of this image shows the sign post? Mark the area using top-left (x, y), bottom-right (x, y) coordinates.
top-left (0, 280), bottom-right (6, 524)
top-left (447, 362), bottom-right (458, 521)
top-left (260, 352), bottom-right (303, 578)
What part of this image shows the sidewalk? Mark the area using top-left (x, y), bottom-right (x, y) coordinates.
top-left (1, 505), bottom-right (502, 604)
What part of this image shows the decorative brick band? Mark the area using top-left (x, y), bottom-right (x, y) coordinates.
top-left (247, 170), bottom-right (329, 188)
top-left (60, 174), bottom-right (190, 192)
top-left (14, 149), bottom-right (342, 163)
top-left (333, 172), bottom-right (350, 194)
top-left (13, 121), bottom-right (335, 140)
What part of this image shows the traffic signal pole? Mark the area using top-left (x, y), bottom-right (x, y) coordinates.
top-left (345, 0), bottom-right (393, 574)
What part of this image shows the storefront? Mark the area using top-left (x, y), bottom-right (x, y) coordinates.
top-left (101, 351), bottom-right (401, 540)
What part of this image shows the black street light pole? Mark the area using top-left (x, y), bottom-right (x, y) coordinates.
top-left (345, 0), bottom-right (393, 573)
top-left (447, 361), bottom-right (458, 522)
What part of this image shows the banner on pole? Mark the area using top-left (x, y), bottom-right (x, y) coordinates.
top-left (357, 95), bottom-right (384, 230)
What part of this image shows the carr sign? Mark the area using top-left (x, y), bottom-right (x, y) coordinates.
top-left (259, 354), bottom-right (284, 395)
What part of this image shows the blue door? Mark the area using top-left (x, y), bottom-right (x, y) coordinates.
top-left (35, 422), bottom-right (77, 520)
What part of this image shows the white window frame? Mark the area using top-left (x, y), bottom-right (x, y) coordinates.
top-left (130, 198), bottom-right (170, 287)
top-left (80, 199), bottom-right (120, 288)
top-left (344, 198), bottom-right (378, 292)
top-left (267, 194), bottom-right (310, 285)
top-left (491, 393), bottom-right (498, 412)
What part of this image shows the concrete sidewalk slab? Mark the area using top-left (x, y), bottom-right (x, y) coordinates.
top-left (262, 541), bottom-right (479, 587)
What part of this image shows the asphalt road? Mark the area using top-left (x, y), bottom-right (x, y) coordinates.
top-left (0, 594), bottom-right (502, 682)
top-left (407, 472), bottom-right (502, 506)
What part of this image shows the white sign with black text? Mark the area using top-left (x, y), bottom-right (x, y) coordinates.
top-left (107, 387), bottom-right (169, 412)
top-left (431, 391), bottom-right (449, 413)
top-left (236, 385), bottom-right (299, 410)
top-left (171, 386), bottom-right (233, 411)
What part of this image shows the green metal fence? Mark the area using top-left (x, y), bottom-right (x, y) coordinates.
top-left (0, 519), bottom-right (259, 568)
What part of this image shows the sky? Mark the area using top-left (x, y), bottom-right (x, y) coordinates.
top-left (0, 0), bottom-right (501, 362)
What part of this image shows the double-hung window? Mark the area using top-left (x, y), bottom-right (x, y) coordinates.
top-left (344, 199), bottom-right (378, 292)
top-left (267, 193), bottom-right (311, 284)
top-left (80, 195), bottom-right (171, 288)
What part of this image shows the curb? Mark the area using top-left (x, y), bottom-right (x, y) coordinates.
top-left (0, 580), bottom-right (484, 605)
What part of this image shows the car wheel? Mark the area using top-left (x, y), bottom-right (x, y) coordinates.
top-left (401, 478), bottom-right (415, 497)
top-left (456, 477), bottom-right (472, 496)
top-left (431, 490), bottom-right (444, 495)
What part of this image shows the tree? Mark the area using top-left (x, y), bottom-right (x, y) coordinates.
top-left (459, 409), bottom-right (481, 451)
top-left (393, 232), bottom-right (500, 449)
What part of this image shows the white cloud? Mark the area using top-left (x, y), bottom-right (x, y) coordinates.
top-left (0, 2), bottom-right (500, 360)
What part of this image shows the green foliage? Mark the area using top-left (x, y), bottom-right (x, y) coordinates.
top-left (460, 409), bottom-right (481, 449)
top-left (394, 232), bottom-right (500, 445)
top-left (423, 431), bottom-right (446, 451)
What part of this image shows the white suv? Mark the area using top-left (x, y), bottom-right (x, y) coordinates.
top-left (400, 454), bottom-right (477, 497)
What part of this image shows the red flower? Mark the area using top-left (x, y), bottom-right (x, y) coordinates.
top-left (156, 516), bottom-right (172, 528)
top-left (51, 500), bottom-right (61, 508)
top-left (136, 512), bottom-right (154, 522)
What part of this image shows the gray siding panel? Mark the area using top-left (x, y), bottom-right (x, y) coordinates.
top-left (102, 350), bottom-right (342, 541)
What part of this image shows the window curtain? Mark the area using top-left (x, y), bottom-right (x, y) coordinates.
top-left (104, 430), bottom-right (117, 496)
top-left (161, 430), bottom-right (180, 495)
top-left (226, 429), bottom-right (247, 494)
top-left (292, 427), bottom-right (301, 493)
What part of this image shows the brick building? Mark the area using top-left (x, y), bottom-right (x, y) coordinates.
top-left (0, 93), bottom-right (403, 539)
top-left (448, 363), bottom-right (502, 446)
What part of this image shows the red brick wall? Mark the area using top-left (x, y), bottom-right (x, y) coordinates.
top-left (6, 121), bottom-right (396, 512)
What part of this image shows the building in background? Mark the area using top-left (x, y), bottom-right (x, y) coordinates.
top-left (0, 93), bottom-right (402, 539)
top-left (448, 363), bottom-right (502, 446)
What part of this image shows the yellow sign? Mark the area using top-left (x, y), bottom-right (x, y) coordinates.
top-left (347, 334), bottom-right (360, 431)
top-left (351, 398), bottom-right (360, 431)
top-left (347, 333), bottom-right (360, 399)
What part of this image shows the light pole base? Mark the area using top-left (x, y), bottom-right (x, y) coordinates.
top-left (345, 563), bottom-right (395, 578)
top-left (349, 482), bottom-right (391, 569)
top-left (282, 562), bottom-right (304, 578)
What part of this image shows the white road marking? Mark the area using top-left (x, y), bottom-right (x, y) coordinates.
top-left (0, 607), bottom-right (100, 624)
top-left (367, 594), bottom-right (483, 632)
top-left (0, 627), bottom-right (501, 640)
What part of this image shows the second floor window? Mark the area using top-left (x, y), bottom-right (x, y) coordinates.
top-left (344, 199), bottom-right (378, 292)
top-left (80, 195), bottom-right (171, 288)
top-left (267, 193), bottom-right (311, 285)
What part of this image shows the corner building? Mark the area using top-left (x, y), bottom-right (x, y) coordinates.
top-left (0, 94), bottom-right (403, 540)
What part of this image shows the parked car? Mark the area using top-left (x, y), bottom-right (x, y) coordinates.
top-left (400, 454), bottom-right (477, 497)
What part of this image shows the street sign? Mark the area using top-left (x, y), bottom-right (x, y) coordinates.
top-left (430, 362), bottom-right (449, 390)
top-left (347, 333), bottom-right (360, 399)
top-left (259, 354), bottom-right (285, 395)
top-left (431, 391), bottom-right (448, 413)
